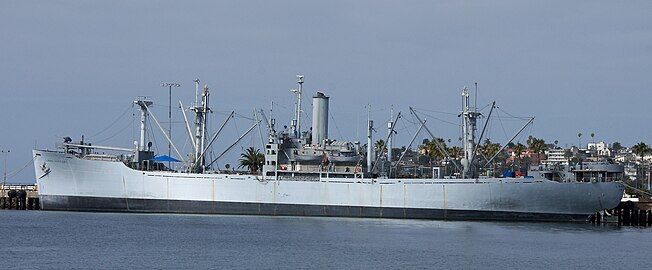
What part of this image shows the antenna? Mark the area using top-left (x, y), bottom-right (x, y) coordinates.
top-left (297, 75), bottom-right (304, 138)
top-left (387, 105), bottom-right (394, 175)
top-left (474, 82), bottom-right (478, 112)
top-left (160, 82), bottom-right (181, 166)
top-left (270, 101), bottom-right (274, 133)
top-left (289, 75), bottom-right (305, 139)
top-left (194, 79), bottom-right (200, 105)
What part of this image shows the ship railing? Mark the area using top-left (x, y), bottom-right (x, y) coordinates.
top-left (84, 154), bottom-right (121, 162)
top-left (277, 175), bottom-right (321, 182)
top-left (318, 171), bottom-right (365, 178)
top-left (1, 184), bottom-right (37, 191)
top-left (318, 172), bottom-right (371, 183)
top-left (576, 176), bottom-right (622, 183)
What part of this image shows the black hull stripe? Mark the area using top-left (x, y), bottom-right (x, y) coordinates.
top-left (40, 195), bottom-right (590, 222)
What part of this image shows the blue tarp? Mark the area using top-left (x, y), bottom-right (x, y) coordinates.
top-left (502, 169), bottom-right (516, 178)
top-left (150, 155), bottom-right (181, 162)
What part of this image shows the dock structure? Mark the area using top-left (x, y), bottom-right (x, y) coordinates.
top-left (0, 184), bottom-right (39, 210)
top-left (614, 201), bottom-right (652, 226)
top-left (591, 201), bottom-right (652, 227)
top-left (595, 183), bottom-right (652, 226)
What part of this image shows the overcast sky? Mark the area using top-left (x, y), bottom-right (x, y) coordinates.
top-left (1, 1), bottom-right (651, 182)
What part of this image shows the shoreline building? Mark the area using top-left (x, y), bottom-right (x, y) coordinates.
top-left (587, 141), bottom-right (612, 158)
top-left (542, 148), bottom-right (569, 165)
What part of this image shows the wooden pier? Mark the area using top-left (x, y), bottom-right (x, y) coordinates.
top-left (591, 201), bottom-right (652, 227)
top-left (0, 184), bottom-right (39, 210)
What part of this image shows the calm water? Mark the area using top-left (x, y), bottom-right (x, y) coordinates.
top-left (1, 211), bottom-right (651, 269)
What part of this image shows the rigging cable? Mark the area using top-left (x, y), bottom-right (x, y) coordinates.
top-left (329, 111), bottom-right (344, 141)
top-left (412, 110), bottom-right (461, 127)
top-left (94, 117), bottom-right (135, 144)
top-left (496, 106), bottom-right (531, 121)
top-left (408, 107), bottom-right (458, 116)
top-left (5, 156), bottom-right (37, 180)
top-left (495, 109), bottom-right (509, 141)
top-left (87, 104), bottom-right (133, 139)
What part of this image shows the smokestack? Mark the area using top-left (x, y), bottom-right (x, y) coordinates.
top-left (311, 92), bottom-right (329, 145)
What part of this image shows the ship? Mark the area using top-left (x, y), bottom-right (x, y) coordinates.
top-left (33, 77), bottom-right (624, 222)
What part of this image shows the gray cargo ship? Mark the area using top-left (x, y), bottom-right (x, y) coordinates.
top-left (33, 77), bottom-right (624, 221)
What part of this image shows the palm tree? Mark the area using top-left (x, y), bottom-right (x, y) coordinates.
top-left (527, 136), bottom-right (548, 163)
top-left (238, 147), bottom-right (265, 173)
top-left (421, 137), bottom-right (448, 162)
top-left (479, 139), bottom-right (501, 160)
top-left (577, 132), bottom-right (583, 148)
top-left (632, 142), bottom-right (651, 163)
top-left (514, 143), bottom-right (525, 158)
top-left (375, 139), bottom-right (386, 155)
top-left (632, 142), bottom-right (651, 189)
top-left (612, 142), bottom-right (623, 153)
top-left (513, 143), bottom-right (526, 170)
top-left (479, 139), bottom-right (502, 176)
top-left (449, 146), bottom-right (463, 159)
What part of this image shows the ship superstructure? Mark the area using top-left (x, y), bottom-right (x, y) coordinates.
top-left (261, 76), bottom-right (365, 179)
top-left (529, 160), bottom-right (625, 183)
top-left (33, 77), bottom-right (624, 221)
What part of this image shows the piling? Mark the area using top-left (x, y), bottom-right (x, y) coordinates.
top-left (1, 184), bottom-right (39, 211)
top-left (640, 210), bottom-right (647, 226)
top-left (607, 201), bottom-right (652, 227)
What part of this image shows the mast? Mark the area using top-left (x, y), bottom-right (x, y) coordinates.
top-left (297, 75), bottom-right (304, 138)
top-left (201, 85), bottom-right (209, 161)
top-left (134, 97), bottom-right (153, 151)
top-left (367, 106), bottom-right (373, 173)
top-left (290, 75), bottom-right (304, 138)
top-left (270, 101), bottom-right (275, 135)
top-left (372, 111), bottom-right (401, 173)
top-left (191, 85), bottom-right (210, 171)
top-left (387, 106), bottom-right (394, 171)
top-left (461, 87), bottom-right (480, 178)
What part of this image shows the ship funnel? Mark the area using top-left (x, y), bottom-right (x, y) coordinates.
top-left (311, 92), bottom-right (329, 145)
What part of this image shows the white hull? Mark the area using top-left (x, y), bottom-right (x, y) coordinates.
top-left (33, 150), bottom-right (624, 221)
